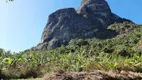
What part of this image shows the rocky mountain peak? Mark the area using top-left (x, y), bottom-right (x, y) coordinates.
top-left (33, 0), bottom-right (132, 50)
top-left (78, 0), bottom-right (111, 14)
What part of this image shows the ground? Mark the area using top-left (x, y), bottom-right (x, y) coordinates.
top-left (44, 70), bottom-right (142, 80)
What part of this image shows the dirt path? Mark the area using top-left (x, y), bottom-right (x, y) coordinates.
top-left (44, 70), bottom-right (142, 80)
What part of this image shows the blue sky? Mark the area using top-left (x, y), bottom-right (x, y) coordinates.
top-left (0, 0), bottom-right (142, 52)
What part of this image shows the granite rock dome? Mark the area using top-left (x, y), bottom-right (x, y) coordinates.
top-left (34, 0), bottom-right (132, 50)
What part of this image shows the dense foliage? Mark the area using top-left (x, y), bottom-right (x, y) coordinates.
top-left (0, 23), bottom-right (142, 79)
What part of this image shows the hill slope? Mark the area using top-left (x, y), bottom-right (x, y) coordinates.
top-left (0, 23), bottom-right (142, 79)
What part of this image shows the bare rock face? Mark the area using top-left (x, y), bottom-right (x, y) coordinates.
top-left (77, 0), bottom-right (129, 29)
top-left (37, 0), bottom-right (132, 50)
top-left (41, 8), bottom-right (96, 49)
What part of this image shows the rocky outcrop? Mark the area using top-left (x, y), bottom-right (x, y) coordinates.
top-left (36, 0), bottom-right (132, 50)
top-left (41, 8), bottom-right (95, 49)
top-left (77, 0), bottom-right (131, 29)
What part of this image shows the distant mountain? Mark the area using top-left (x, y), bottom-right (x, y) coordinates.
top-left (33, 0), bottom-right (132, 50)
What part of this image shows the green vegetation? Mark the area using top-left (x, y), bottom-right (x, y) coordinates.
top-left (0, 23), bottom-right (142, 79)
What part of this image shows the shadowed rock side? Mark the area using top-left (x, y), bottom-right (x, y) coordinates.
top-left (35, 0), bottom-right (132, 50)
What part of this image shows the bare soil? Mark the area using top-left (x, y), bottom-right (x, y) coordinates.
top-left (44, 70), bottom-right (142, 80)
